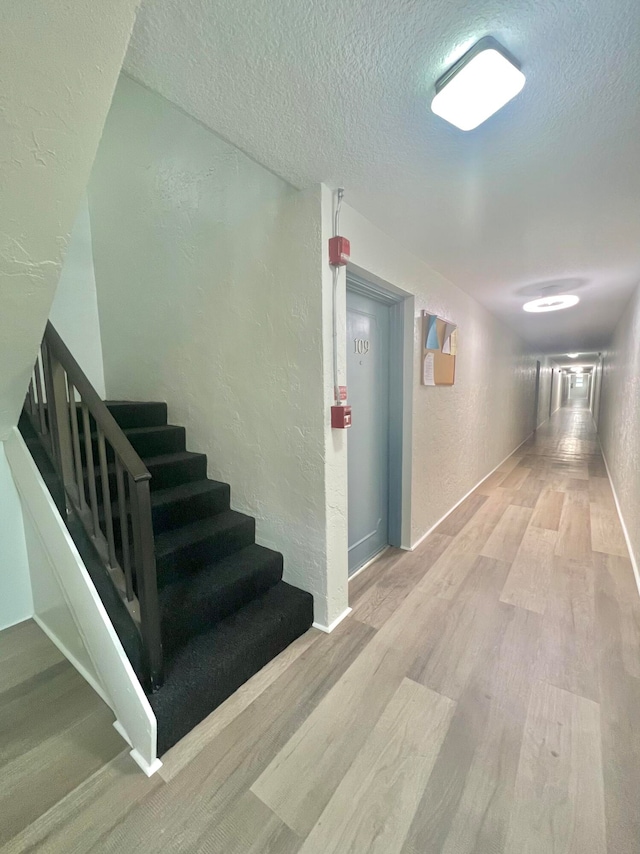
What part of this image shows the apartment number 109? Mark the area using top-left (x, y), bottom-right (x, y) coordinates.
top-left (354, 339), bottom-right (370, 354)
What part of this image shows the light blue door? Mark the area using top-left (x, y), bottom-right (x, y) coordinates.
top-left (347, 289), bottom-right (391, 575)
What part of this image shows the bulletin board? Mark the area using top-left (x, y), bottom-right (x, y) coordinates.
top-left (421, 311), bottom-right (457, 386)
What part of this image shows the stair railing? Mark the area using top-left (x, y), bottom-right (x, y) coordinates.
top-left (25, 322), bottom-right (163, 690)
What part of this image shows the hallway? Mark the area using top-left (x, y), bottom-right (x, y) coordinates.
top-left (3, 403), bottom-right (639, 853)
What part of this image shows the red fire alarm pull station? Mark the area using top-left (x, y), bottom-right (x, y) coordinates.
top-left (331, 405), bottom-right (352, 429)
top-left (329, 235), bottom-right (350, 266)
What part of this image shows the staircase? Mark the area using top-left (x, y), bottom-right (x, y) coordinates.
top-left (21, 326), bottom-right (313, 757)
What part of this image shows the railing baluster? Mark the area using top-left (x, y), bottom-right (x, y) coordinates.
top-left (130, 475), bottom-right (163, 690)
top-left (33, 353), bottom-right (47, 435)
top-left (97, 428), bottom-right (117, 568)
top-left (81, 404), bottom-right (101, 538)
top-left (116, 457), bottom-right (133, 601)
top-left (48, 351), bottom-right (75, 496)
top-left (68, 383), bottom-right (86, 512)
top-left (41, 341), bottom-right (59, 464)
top-left (27, 377), bottom-right (35, 418)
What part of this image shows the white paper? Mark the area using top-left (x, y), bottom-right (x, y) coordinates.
top-left (423, 352), bottom-right (435, 386)
top-left (442, 321), bottom-right (457, 355)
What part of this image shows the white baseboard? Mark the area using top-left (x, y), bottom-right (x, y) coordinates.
top-left (313, 606), bottom-right (352, 634)
top-left (129, 749), bottom-right (163, 777)
top-left (410, 429), bottom-right (535, 552)
top-left (598, 442), bottom-right (640, 597)
top-left (33, 614), bottom-right (112, 709)
top-left (113, 719), bottom-right (163, 777)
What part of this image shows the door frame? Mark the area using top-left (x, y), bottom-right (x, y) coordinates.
top-left (346, 268), bottom-right (413, 551)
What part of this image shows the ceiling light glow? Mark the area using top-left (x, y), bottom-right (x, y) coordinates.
top-left (431, 39), bottom-right (525, 131)
top-left (522, 295), bottom-right (580, 313)
top-left (566, 353), bottom-right (580, 358)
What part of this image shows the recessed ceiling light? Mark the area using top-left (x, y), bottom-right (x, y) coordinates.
top-left (522, 295), bottom-right (580, 313)
top-left (566, 353), bottom-right (580, 358)
top-left (431, 37), bottom-right (525, 131)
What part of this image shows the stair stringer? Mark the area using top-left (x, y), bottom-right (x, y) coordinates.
top-left (5, 427), bottom-right (160, 776)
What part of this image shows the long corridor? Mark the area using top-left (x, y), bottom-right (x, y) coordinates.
top-left (3, 402), bottom-right (639, 853)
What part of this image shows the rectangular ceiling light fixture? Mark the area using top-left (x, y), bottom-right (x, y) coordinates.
top-left (431, 37), bottom-right (525, 131)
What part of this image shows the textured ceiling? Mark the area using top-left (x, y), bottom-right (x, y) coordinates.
top-left (125, 0), bottom-right (640, 352)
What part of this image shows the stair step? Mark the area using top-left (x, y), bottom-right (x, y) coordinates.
top-left (83, 425), bottom-right (186, 463)
top-left (106, 401), bottom-right (168, 430)
top-left (151, 479), bottom-right (230, 532)
top-left (89, 451), bottom-right (208, 496)
top-left (150, 581), bottom-right (314, 755)
top-left (108, 478), bottom-right (231, 539)
top-left (155, 511), bottom-right (255, 587)
top-left (159, 544), bottom-right (283, 654)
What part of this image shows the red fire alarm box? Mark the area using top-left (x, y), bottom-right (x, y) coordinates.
top-left (329, 236), bottom-right (350, 266)
top-left (331, 405), bottom-right (352, 429)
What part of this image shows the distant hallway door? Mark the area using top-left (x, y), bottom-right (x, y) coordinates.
top-left (346, 289), bottom-right (391, 576)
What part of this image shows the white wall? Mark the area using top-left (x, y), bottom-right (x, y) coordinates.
top-left (599, 282), bottom-right (640, 573)
top-left (0, 1), bottom-right (140, 439)
top-left (0, 443), bottom-right (33, 629)
top-left (535, 358), bottom-right (562, 427)
top-left (89, 76), bottom-right (343, 625)
top-left (49, 198), bottom-right (106, 396)
top-left (339, 203), bottom-right (537, 546)
top-left (551, 365), bottom-right (563, 414)
top-left (592, 355), bottom-right (604, 426)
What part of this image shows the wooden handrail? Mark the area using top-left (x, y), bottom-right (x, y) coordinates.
top-left (44, 322), bottom-right (150, 482)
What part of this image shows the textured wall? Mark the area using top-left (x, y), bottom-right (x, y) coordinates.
top-left (89, 77), bottom-right (345, 625)
top-left (0, 0), bottom-right (140, 439)
top-left (49, 198), bottom-right (106, 396)
top-left (535, 357), bottom-right (562, 429)
top-left (341, 204), bottom-right (537, 545)
top-left (599, 282), bottom-right (640, 571)
top-left (0, 442), bottom-right (32, 629)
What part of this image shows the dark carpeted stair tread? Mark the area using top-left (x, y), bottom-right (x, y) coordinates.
top-left (150, 479), bottom-right (231, 532)
top-left (105, 401), bottom-right (168, 430)
top-left (155, 511), bottom-right (254, 556)
top-left (150, 581), bottom-right (314, 754)
top-left (151, 478), bottom-right (230, 510)
top-left (155, 510), bottom-right (255, 585)
top-left (85, 424), bottom-right (186, 461)
top-left (105, 478), bottom-right (231, 538)
top-left (88, 450), bottom-right (207, 493)
top-left (159, 543), bottom-right (284, 654)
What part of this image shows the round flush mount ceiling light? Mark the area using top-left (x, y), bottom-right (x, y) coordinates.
top-left (522, 295), bottom-right (580, 313)
top-left (566, 353), bottom-right (580, 358)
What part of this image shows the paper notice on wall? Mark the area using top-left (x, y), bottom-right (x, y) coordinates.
top-left (425, 314), bottom-right (439, 349)
top-left (423, 352), bottom-right (435, 386)
top-left (449, 329), bottom-right (458, 355)
top-left (442, 322), bottom-right (457, 355)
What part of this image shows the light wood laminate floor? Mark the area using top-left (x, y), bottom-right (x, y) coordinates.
top-left (2, 401), bottom-right (639, 853)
